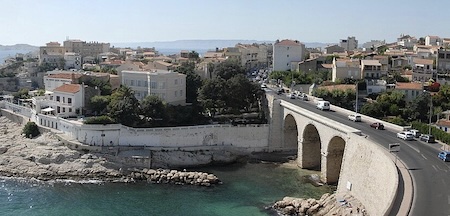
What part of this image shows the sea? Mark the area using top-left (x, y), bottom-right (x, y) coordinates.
top-left (0, 162), bottom-right (332, 216)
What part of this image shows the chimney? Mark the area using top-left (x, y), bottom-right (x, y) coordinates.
top-left (71, 73), bottom-right (76, 83)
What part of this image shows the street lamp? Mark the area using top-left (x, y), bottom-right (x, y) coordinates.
top-left (424, 90), bottom-right (433, 135)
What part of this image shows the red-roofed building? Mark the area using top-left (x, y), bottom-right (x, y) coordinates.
top-left (44, 72), bottom-right (84, 91)
top-left (394, 82), bottom-right (423, 101)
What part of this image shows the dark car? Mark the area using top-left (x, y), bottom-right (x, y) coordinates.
top-left (276, 89), bottom-right (285, 95)
top-left (370, 122), bottom-right (384, 130)
top-left (419, 134), bottom-right (435, 143)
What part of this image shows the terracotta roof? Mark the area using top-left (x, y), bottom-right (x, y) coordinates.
top-left (321, 64), bottom-right (332, 69)
top-left (413, 58), bottom-right (433, 65)
top-left (47, 73), bottom-right (83, 80)
top-left (436, 119), bottom-right (450, 127)
top-left (275, 39), bottom-right (302, 46)
top-left (395, 82), bottom-right (423, 90)
top-left (53, 84), bottom-right (81, 93)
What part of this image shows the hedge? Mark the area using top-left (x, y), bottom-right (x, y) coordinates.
top-left (83, 116), bottom-right (116, 124)
top-left (411, 121), bottom-right (450, 145)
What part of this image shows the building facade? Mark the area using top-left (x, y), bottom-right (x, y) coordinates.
top-left (121, 70), bottom-right (186, 105)
top-left (339, 36), bottom-right (358, 51)
top-left (331, 58), bottom-right (360, 82)
top-left (273, 39), bottom-right (305, 71)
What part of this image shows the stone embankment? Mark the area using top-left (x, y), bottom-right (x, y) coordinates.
top-left (128, 168), bottom-right (221, 186)
top-left (0, 116), bottom-right (220, 186)
top-left (271, 193), bottom-right (368, 216)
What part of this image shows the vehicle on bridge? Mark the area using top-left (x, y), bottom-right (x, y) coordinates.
top-left (438, 151), bottom-right (450, 162)
top-left (370, 122), bottom-right (384, 130)
top-left (316, 101), bottom-right (330, 111)
top-left (348, 114), bottom-right (362, 122)
top-left (286, 93), bottom-right (296, 99)
top-left (297, 93), bottom-right (309, 101)
top-left (397, 132), bottom-right (414, 141)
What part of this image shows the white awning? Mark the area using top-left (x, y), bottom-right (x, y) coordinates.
top-left (41, 107), bottom-right (55, 112)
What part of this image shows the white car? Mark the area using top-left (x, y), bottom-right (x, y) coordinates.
top-left (286, 93), bottom-right (296, 99)
top-left (397, 132), bottom-right (414, 141)
top-left (348, 114), bottom-right (362, 122)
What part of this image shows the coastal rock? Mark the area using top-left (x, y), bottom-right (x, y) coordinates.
top-left (272, 193), bottom-right (368, 216)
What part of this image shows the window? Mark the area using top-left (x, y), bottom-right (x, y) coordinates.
top-left (63, 107), bottom-right (65, 112)
top-left (287, 55), bottom-right (289, 58)
top-left (68, 98), bottom-right (72, 104)
top-left (150, 82), bottom-right (157, 89)
top-left (287, 47), bottom-right (289, 50)
top-left (130, 80), bottom-right (135, 86)
top-left (180, 90), bottom-right (183, 96)
top-left (159, 82), bottom-right (166, 89)
top-left (175, 91), bottom-right (178, 97)
top-left (62, 97), bottom-right (65, 103)
top-left (69, 108), bottom-right (72, 112)
top-left (57, 106), bottom-right (60, 113)
top-left (56, 96), bottom-right (60, 102)
top-left (138, 80), bottom-right (141, 86)
top-left (175, 79), bottom-right (178, 85)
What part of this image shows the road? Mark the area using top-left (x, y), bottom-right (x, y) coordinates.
top-left (269, 89), bottom-right (450, 216)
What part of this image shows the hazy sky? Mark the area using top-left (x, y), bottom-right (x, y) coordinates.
top-left (1, 0), bottom-right (449, 46)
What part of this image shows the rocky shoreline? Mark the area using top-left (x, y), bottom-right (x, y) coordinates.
top-left (0, 116), bottom-right (221, 186)
top-left (271, 193), bottom-right (368, 216)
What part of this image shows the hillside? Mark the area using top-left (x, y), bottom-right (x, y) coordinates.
top-left (0, 44), bottom-right (39, 51)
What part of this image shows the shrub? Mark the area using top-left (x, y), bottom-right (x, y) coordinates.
top-left (412, 121), bottom-right (450, 145)
top-left (22, 122), bottom-right (40, 138)
top-left (83, 116), bottom-right (116, 124)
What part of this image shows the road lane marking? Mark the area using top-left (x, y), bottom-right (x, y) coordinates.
top-left (432, 165), bottom-right (438, 171)
top-left (420, 154), bottom-right (428, 160)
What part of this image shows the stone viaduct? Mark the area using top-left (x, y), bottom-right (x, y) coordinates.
top-left (266, 94), bottom-right (399, 216)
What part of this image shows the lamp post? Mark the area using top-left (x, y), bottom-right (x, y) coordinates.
top-left (424, 90), bottom-right (433, 135)
top-left (355, 82), bottom-right (359, 113)
top-left (429, 92), bottom-right (433, 135)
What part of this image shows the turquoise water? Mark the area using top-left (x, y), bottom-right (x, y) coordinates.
top-left (0, 163), bottom-right (332, 216)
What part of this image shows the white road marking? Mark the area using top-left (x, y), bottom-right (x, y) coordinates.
top-left (420, 154), bottom-right (428, 160)
top-left (432, 165), bottom-right (438, 171)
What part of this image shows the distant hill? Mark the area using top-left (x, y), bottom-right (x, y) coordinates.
top-left (112, 40), bottom-right (330, 51)
top-left (0, 44), bottom-right (39, 51)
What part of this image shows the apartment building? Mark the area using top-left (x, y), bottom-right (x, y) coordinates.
top-left (121, 70), bottom-right (186, 105)
top-left (44, 72), bottom-right (83, 91)
top-left (331, 58), bottom-right (360, 82)
top-left (273, 39), bottom-right (305, 71)
top-left (412, 58), bottom-right (435, 82)
top-left (339, 36), bottom-right (358, 51)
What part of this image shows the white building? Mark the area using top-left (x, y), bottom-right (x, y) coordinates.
top-left (39, 84), bottom-right (85, 117)
top-left (273, 39), bottom-right (305, 71)
top-left (425, 35), bottom-right (441, 46)
top-left (397, 34), bottom-right (418, 48)
top-left (361, 40), bottom-right (386, 51)
top-left (64, 52), bottom-right (82, 70)
top-left (339, 36), bottom-right (358, 51)
top-left (121, 70), bottom-right (186, 105)
top-left (44, 72), bottom-right (83, 91)
top-left (331, 58), bottom-right (360, 82)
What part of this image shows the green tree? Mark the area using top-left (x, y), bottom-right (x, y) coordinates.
top-left (107, 86), bottom-right (140, 126)
top-left (198, 78), bottom-right (227, 116)
top-left (90, 95), bottom-right (111, 115)
top-left (174, 62), bottom-right (202, 103)
top-left (22, 122), bottom-right (40, 138)
top-left (13, 88), bottom-right (31, 100)
top-left (226, 74), bottom-right (263, 112)
top-left (80, 78), bottom-right (112, 95)
top-left (214, 59), bottom-right (245, 80)
top-left (140, 95), bottom-right (167, 122)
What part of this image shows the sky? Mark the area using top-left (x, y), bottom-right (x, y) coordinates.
top-left (1, 0), bottom-right (450, 46)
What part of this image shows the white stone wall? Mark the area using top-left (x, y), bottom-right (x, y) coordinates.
top-left (337, 135), bottom-right (398, 216)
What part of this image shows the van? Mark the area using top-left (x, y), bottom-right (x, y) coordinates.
top-left (408, 129), bottom-right (421, 138)
top-left (316, 101), bottom-right (330, 111)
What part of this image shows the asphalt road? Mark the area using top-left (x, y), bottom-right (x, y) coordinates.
top-left (269, 89), bottom-right (450, 216)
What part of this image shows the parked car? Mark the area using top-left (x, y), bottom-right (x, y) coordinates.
top-left (408, 129), bottom-right (421, 138)
top-left (397, 132), bottom-right (414, 141)
top-left (419, 134), bottom-right (435, 143)
top-left (438, 151), bottom-right (450, 162)
top-left (276, 89), bottom-right (284, 95)
top-left (348, 114), bottom-right (362, 122)
top-left (370, 122), bottom-right (384, 130)
top-left (260, 83), bottom-right (267, 88)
